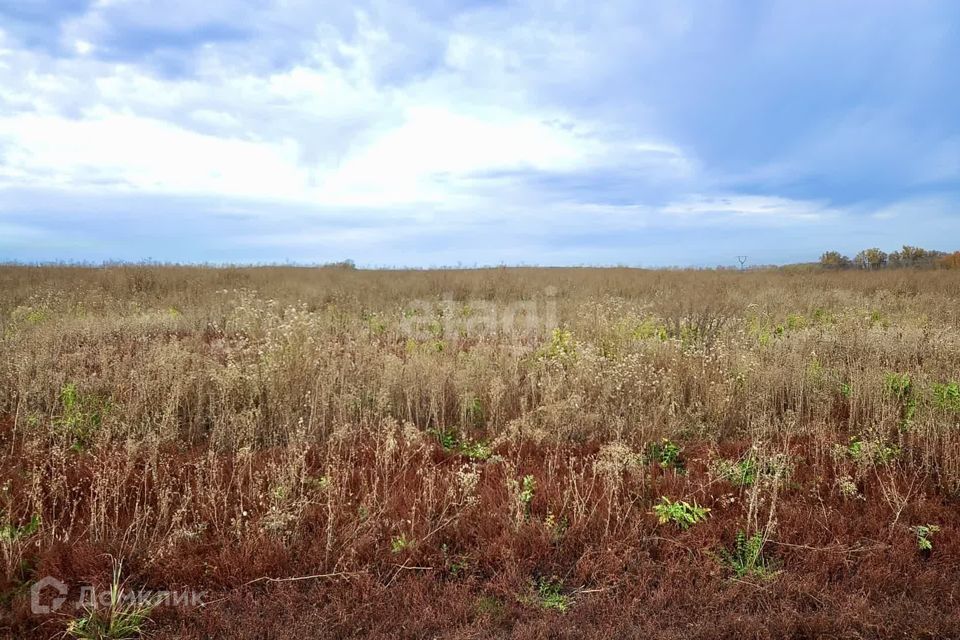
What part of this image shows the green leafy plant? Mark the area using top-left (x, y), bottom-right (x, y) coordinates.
top-left (812, 307), bottom-right (834, 324)
top-left (870, 310), bottom-right (889, 329)
top-left (931, 382), bottom-right (960, 412)
top-left (458, 439), bottom-right (493, 461)
top-left (441, 544), bottom-right (471, 578)
top-left (65, 560), bottom-right (157, 640)
top-left (57, 383), bottom-right (108, 452)
top-left (646, 438), bottom-right (684, 471)
top-left (632, 318), bottom-right (669, 341)
top-left (431, 428), bottom-right (492, 461)
top-left (836, 475), bottom-right (862, 500)
top-left (431, 427), bottom-right (459, 451)
top-left (304, 475), bottom-right (330, 492)
top-left (26, 309), bottom-right (48, 324)
top-left (806, 358), bottom-right (825, 384)
top-left (534, 576), bottom-right (571, 611)
top-left (367, 318), bottom-right (387, 336)
top-left (390, 534), bottom-right (410, 554)
top-left (543, 511), bottom-right (568, 541)
top-left (718, 530), bottom-right (768, 578)
top-left (463, 396), bottom-right (485, 426)
top-left (884, 372), bottom-right (917, 428)
top-left (652, 497), bottom-right (710, 530)
top-left (507, 474), bottom-right (537, 524)
top-left (884, 372), bottom-right (912, 400)
top-left (785, 313), bottom-right (806, 330)
top-left (711, 457), bottom-right (757, 487)
top-left (911, 524), bottom-right (940, 553)
top-left (541, 328), bottom-right (576, 361)
top-left (844, 436), bottom-right (900, 465)
top-left (0, 513), bottom-right (41, 542)
top-left (519, 475), bottom-right (536, 511)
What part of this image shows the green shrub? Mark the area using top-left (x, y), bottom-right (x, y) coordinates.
top-left (431, 429), bottom-right (492, 460)
top-left (711, 457), bottom-right (757, 486)
top-left (719, 530), bottom-right (769, 578)
top-left (56, 383), bottom-right (109, 452)
top-left (542, 328), bottom-right (576, 360)
top-left (534, 576), bottom-right (571, 611)
top-left (885, 372), bottom-right (913, 400)
top-left (652, 497), bottom-right (710, 530)
top-left (884, 372), bottom-right (917, 427)
top-left (65, 561), bottom-right (156, 640)
top-left (839, 381), bottom-right (853, 398)
top-left (390, 534), bottom-right (410, 553)
top-left (786, 313), bottom-right (806, 330)
top-left (0, 514), bottom-right (41, 541)
top-left (931, 382), bottom-right (960, 412)
top-left (646, 438), bottom-right (684, 471)
top-left (844, 436), bottom-right (900, 465)
top-left (458, 439), bottom-right (493, 461)
top-left (632, 318), bottom-right (669, 341)
top-left (911, 524), bottom-right (940, 553)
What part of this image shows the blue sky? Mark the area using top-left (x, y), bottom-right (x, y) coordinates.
top-left (0, 1), bottom-right (958, 267)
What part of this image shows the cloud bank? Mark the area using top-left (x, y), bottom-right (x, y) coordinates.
top-left (1, 0), bottom-right (958, 266)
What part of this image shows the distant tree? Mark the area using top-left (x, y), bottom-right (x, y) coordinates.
top-left (938, 252), bottom-right (960, 269)
top-left (854, 248), bottom-right (888, 270)
top-left (321, 259), bottom-right (357, 270)
top-left (889, 245), bottom-right (943, 268)
top-left (819, 251), bottom-right (851, 269)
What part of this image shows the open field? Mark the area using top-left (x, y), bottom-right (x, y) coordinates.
top-left (1, 265), bottom-right (960, 638)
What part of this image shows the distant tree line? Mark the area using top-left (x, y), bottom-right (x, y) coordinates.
top-left (820, 246), bottom-right (960, 270)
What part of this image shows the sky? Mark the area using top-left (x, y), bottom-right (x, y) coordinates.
top-left (0, 1), bottom-right (958, 267)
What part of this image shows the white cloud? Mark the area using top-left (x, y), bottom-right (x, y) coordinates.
top-left (1, 0), bottom-right (957, 265)
top-left (74, 39), bottom-right (94, 55)
top-left (0, 111), bottom-right (306, 197)
top-left (662, 195), bottom-right (836, 224)
top-left (0, 103), bottom-right (660, 208)
top-left (0, 36), bottom-right (694, 211)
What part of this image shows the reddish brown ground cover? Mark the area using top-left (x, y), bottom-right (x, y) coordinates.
top-left (3, 434), bottom-right (959, 639)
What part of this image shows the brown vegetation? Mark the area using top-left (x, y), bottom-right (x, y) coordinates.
top-left (820, 245), bottom-right (960, 270)
top-left (1, 265), bottom-right (960, 638)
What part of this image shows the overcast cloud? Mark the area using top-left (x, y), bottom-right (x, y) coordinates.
top-left (0, 1), bottom-right (958, 266)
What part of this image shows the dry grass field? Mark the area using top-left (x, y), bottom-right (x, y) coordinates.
top-left (2, 265), bottom-right (960, 638)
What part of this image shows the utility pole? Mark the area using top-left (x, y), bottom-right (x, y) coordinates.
top-left (737, 255), bottom-right (748, 271)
